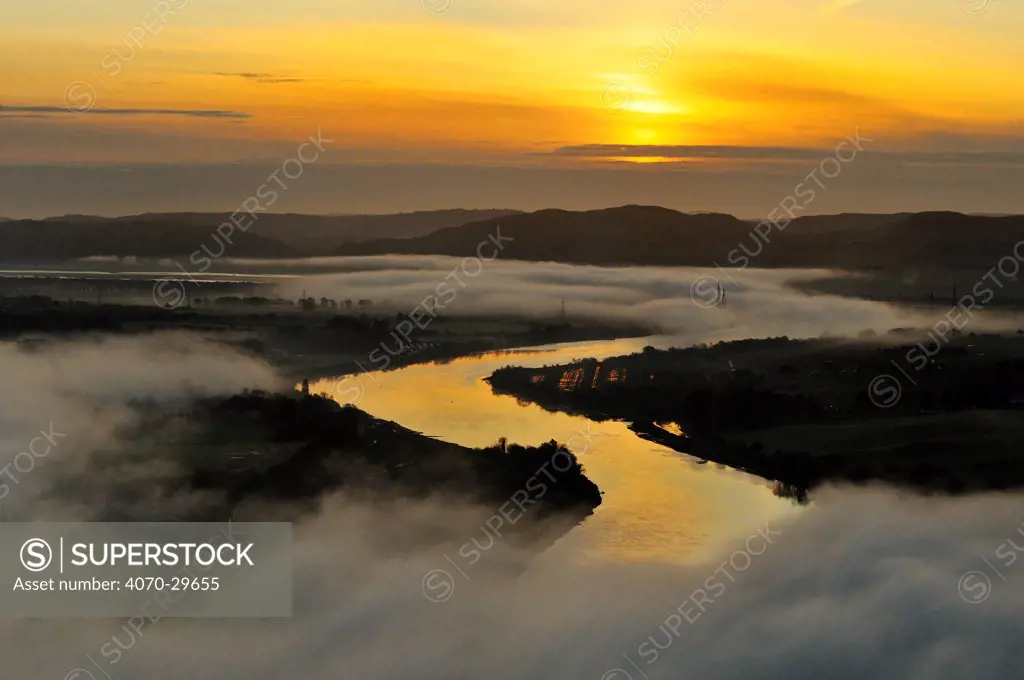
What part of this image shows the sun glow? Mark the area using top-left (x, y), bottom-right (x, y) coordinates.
top-left (2, 0), bottom-right (1022, 165)
top-left (628, 99), bottom-right (689, 115)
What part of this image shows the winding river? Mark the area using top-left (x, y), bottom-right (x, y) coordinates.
top-left (310, 336), bottom-right (804, 568)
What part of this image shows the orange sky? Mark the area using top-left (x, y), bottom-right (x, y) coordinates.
top-left (1, 0), bottom-right (1022, 217)
top-left (2, 0), bottom-right (1021, 164)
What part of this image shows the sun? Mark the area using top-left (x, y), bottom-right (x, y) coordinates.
top-left (598, 75), bottom-right (691, 117)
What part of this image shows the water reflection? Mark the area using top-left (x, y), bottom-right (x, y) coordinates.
top-left (311, 338), bottom-right (803, 566)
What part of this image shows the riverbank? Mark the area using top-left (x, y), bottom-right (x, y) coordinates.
top-left (0, 293), bottom-right (655, 383)
top-left (110, 390), bottom-right (604, 561)
top-left (281, 321), bottom-right (654, 383)
top-left (306, 335), bottom-right (804, 566)
top-left (486, 334), bottom-right (1024, 497)
top-left (794, 267), bottom-right (1024, 311)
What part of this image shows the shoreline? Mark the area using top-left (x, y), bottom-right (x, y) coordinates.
top-left (486, 334), bottom-right (1024, 499)
top-left (283, 329), bottom-right (654, 384)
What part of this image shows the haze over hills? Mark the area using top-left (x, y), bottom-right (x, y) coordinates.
top-left (0, 209), bottom-right (519, 263)
top-left (0, 219), bottom-right (299, 262)
top-left (3, 206), bottom-right (1024, 272)
top-left (338, 206), bottom-right (749, 267)
top-left (117, 209), bottom-right (521, 251)
top-left (337, 206), bottom-right (1024, 271)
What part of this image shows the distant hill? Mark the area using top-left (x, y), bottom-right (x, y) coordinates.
top-left (337, 206), bottom-right (1024, 270)
top-left (0, 219), bottom-right (298, 261)
top-left (4, 206), bottom-right (1024, 270)
top-left (337, 206), bottom-right (752, 266)
top-left (0, 209), bottom-right (520, 263)
top-left (113, 209), bottom-right (520, 251)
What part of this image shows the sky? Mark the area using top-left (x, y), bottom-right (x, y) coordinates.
top-left (1, 0), bottom-right (1022, 217)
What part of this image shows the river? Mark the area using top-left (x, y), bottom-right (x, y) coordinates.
top-left (310, 336), bottom-right (804, 568)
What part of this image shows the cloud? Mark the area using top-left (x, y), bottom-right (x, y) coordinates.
top-left (214, 72), bottom-right (310, 84)
top-left (0, 332), bottom-right (284, 523)
top-left (0, 114), bottom-right (53, 120)
top-left (2, 469), bottom-right (1023, 679)
top-left (0, 105), bottom-right (252, 119)
top-left (2, 161), bottom-right (1023, 219)
top-left (550, 144), bottom-right (1024, 167)
top-left (0, 307), bottom-right (1022, 679)
top-left (186, 257), bottom-right (1021, 343)
top-left (549, 145), bottom-right (835, 161)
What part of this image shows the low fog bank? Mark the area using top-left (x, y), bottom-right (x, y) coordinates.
top-left (2, 487), bottom-right (1022, 679)
top-left (228, 255), bottom-right (1022, 340)
top-left (0, 333), bottom-right (285, 522)
top-left (31, 255), bottom-right (1023, 342)
top-left (2, 307), bottom-right (1022, 679)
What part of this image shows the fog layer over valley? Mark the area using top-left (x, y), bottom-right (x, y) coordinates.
top-left (2, 277), bottom-right (1021, 678)
top-left (2, 483), bottom-right (1022, 679)
top-left (8, 0), bottom-right (1023, 670)
top-left (0, 334), bottom-right (285, 522)
top-left (261, 257), bottom-right (1021, 339)
top-left (13, 256), bottom-right (1020, 339)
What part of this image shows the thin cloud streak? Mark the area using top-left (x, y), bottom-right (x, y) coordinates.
top-left (0, 114), bottom-right (53, 120)
top-left (550, 145), bottom-right (1024, 166)
top-left (213, 72), bottom-right (310, 84)
top-left (0, 105), bottom-right (253, 119)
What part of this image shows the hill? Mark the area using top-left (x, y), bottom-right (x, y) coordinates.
top-left (114, 209), bottom-right (520, 251)
top-left (0, 209), bottom-right (519, 263)
top-left (0, 219), bottom-right (297, 261)
top-left (337, 207), bottom-right (1024, 270)
top-left (337, 206), bottom-right (751, 266)
top-left (5, 206), bottom-right (1024, 271)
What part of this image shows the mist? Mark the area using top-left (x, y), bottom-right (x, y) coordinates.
top-left (1, 308), bottom-right (1020, 680)
top-left (0, 333), bottom-right (284, 523)
top-left (181, 255), bottom-right (1023, 341)
top-left (2, 482), bottom-right (1021, 679)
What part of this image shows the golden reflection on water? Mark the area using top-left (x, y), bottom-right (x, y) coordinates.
top-left (310, 339), bottom-right (803, 566)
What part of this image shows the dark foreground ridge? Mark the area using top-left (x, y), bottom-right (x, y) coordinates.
top-left (487, 333), bottom-right (1024, 501)
top-left (120, 391), bottom-right (602, 553)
